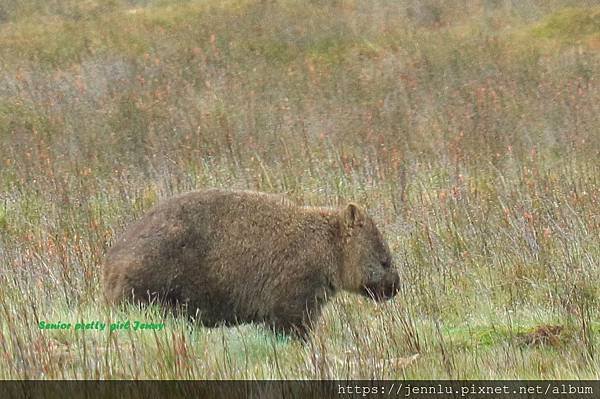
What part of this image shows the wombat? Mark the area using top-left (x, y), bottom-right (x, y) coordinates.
top-left (103, 189), bottom-right (399, 338)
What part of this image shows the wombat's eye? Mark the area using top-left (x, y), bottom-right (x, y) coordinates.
top-left (381, 259), bottom-right (391, 269)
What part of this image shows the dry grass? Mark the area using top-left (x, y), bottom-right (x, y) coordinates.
top-left (0, 0), bottom-right (598, 379)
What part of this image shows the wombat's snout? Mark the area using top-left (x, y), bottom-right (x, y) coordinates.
top-left (364, 271), bottom-right (400, 302)
top-left (382, 271), bottom-right (400, 301)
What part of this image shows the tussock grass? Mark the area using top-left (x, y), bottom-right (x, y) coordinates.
top-left (0, 0), bottom-right (598, 379)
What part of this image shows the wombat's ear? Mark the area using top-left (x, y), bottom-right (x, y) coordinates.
top-left (342, 203), bottom-right (365, 229)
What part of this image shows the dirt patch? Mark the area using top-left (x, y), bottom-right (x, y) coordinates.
top-left (518, 325), bottom-right (565, 348)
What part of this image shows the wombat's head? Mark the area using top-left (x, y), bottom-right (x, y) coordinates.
top-left (339, 203), bottom-right (400, 301)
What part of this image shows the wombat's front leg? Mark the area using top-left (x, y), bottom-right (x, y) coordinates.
top-left (271, 301), bottom-right (323, 341)
top-left (272, 319), bottom-right (311, 341)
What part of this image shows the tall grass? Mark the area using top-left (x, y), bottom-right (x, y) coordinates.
top-left (0, 0), bottom-right (598, 379)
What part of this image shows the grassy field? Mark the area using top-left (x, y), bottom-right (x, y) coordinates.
top-left (0, 0), bottom-right (599, 379)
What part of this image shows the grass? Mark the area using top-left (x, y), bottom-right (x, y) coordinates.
top-left (0, 0), bottom-right (598, 379)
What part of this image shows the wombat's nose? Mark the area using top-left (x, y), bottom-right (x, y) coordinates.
top-left (373, 272), bottom-right (400, 301)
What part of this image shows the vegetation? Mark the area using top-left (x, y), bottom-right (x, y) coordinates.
top-left (0, 0), bottom-right (598, 379)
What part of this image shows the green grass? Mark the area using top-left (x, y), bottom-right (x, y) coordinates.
top-left (0, 0), bottom-right (598, 379)
top-left (532, 6), bottom-right (600, 42)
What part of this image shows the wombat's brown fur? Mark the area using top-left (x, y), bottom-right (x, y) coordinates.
top-left (103, 189), bottom-right (399, 338)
